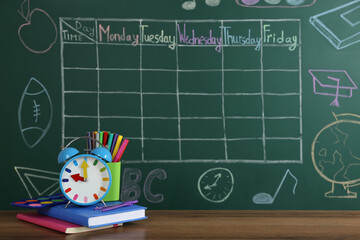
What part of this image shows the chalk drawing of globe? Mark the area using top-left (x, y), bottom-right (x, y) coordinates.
top-left (311, 113), bottom-right (360, 198)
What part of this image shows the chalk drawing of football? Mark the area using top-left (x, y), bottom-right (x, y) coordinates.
top-left (18, 77), bottom-right (53, 148)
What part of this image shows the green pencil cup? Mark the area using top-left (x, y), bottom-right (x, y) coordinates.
top-left (103, 162), bottom-right (121, 202)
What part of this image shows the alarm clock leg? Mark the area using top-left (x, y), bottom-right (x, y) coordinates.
top-left (101, 200), bottom-right (107, 206)
top-left (65, 201), bottom-right (71, 208)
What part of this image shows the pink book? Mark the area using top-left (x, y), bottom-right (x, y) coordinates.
top-left (17, 212), bottom-right (122, 234)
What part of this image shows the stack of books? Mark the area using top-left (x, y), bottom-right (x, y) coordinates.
top-left (17, 201), bottom-right (147, 234)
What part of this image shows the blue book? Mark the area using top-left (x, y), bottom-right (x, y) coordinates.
top-left (38, 201), bottom-right (147, 228)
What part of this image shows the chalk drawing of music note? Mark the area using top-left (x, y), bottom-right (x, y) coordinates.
top-left (252, 169), bottom-right (298, 204)
top-left (182, 0), bottom-right (221, 10)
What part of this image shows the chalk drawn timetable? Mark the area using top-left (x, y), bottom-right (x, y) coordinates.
top-left (60, 18), bottom-right (302, 164)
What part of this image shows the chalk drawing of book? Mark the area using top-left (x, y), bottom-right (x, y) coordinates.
top-left (310, 0), bottom-right (360, 50)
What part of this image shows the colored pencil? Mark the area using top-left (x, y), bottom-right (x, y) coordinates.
top-left (113, 139), bottom-right (129, 162)
top-left (110, 134), bottom-right (118, 155)
top-left (103, 131), bottom-right (109, 147)
top-left (107, 133), bottom-right (114, 151)
top-left (112, 135), bottom-right (123, 160)
top-left (99, 131), bottom-right (104, 145)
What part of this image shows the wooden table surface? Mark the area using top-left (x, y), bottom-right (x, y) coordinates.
top-left (2, 210), bottom-right (360, 239)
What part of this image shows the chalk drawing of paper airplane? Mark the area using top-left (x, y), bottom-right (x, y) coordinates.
top-left (310, 0), bottom-right (360, 50)
top-left (309, 70), bottom-right (357, 107)
top-left (14, 166), bottom-right (60, 198)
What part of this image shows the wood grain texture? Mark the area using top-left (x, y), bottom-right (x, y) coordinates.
top-left (2, 210), bottom-right (360, 239)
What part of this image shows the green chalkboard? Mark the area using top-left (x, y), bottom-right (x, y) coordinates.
top-left (2, 0), bottom-right (360, 210)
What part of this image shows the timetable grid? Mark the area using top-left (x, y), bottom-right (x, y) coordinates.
top-left (60, 18), bottom-right (303, 164)
top-left (260, 20), bottom-right (266, 162)
top-left (175, 20), bottom-right (182, 162)
top-left (221, 20), bottom-right (228, 162)
top-left (95, 20), bottom-right (100, 131)
top-left (139, 19), bottom-right (144, 163)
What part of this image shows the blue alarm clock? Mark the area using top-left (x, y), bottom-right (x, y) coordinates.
top-left (58, 137), bottom-right (112, 206)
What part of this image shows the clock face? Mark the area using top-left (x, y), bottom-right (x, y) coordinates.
top-left (59, 155), bottom-right (111, 205)
top-left (198, 168), bottom-right (234, 203)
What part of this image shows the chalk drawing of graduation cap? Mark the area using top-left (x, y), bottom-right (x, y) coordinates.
top-left (309, 69), bottom-right (357, 107)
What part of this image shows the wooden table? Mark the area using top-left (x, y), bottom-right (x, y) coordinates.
top-left (2, 210), bottom-right (360, 239)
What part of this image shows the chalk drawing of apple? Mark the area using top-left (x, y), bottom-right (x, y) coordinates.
top-left (17, 0), bottom-right (57, 54)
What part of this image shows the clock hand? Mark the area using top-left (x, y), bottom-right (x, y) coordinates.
top-left (70, 173), bottom-right (84, 182)
top-left (81, 160), bottom-right (89, 181)
top-left (204, 173), bottom-right (222, 190)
